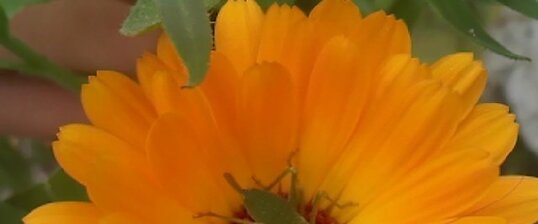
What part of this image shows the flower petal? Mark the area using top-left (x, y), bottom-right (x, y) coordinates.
top-left (257, 4), bottom-right (307, 64)
top-left (23, 202), bottom-right (101, 224)
top-left (236, 62), bottom-right (299, 185)
top-left (467, 176), bottom-right (538, 224)
top-left (438, 217), bottom-right (507, 224)
top-left (53, 124), bottom-right (168, 221)
top-left (309, 0), bottom-right (362, 50)
top-left (156, 33), bottom-right (186, 73)
top-left (348, 11), bottom-right (411, 75)
top-left (81, 71), bottom-right (156, 151)
top-left (256, 4), bottom-right (313, 98)
top-left (147, 113), bottom-right (240, 214)
top-left (431, 53), bottom-right (487, 116)
top-left (297, 36), bottom-right (369, 199)
top-left (136, 52), bottom-right (168, 100)
top-left (215, 0), bottom-right (263, 73)
top-left (447, 103), bottom-right (518, 165)
top-left (53, 124), bottom-right (146, 186)
top-left (307, 55), bottom-right (461, 203)
top-left (201, 52), bottom-right (240, 133)
top-left (348, 150), bottom-right (498, 224)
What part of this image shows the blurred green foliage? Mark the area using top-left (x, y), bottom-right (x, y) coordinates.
top-left (0, 138), bottom-right (86, 224)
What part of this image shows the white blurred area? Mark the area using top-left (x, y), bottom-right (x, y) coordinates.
top-left (483, 8), bottom-right (538, 156)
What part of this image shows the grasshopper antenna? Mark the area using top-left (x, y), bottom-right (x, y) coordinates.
top-left (224, 173), bottom-right (244, 194)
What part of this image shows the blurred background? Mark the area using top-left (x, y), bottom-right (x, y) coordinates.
top-left (0, 0), bottom-right (537, 223)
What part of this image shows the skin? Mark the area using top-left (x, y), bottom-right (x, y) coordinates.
top-left (0, 0), bottom-right (156, 139)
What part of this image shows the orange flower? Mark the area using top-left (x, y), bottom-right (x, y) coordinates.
top-left (25, 0), bottom-right (538, 223)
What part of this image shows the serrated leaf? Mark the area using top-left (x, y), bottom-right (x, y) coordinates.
top-left (120, 0), bottom-right (160, 36)
top-left (155, 0), bottom-right (212, 86)
top-left (496, 0), bottom-right (538, 20)
top-left (243, 189), bottom-right (308, 224)
top-left (204, 0), bottom-right (222, 10)
top-left (0, 0), bottom-right (49, 18)
top-left (429, 0), bottom-right (530, 61)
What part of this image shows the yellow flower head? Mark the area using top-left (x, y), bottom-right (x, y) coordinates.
top-left (24, 0), bottom-right (538, 224)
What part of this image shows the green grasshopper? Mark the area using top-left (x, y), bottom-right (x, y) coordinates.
top-left (195, 154), bottom-right (356, 224)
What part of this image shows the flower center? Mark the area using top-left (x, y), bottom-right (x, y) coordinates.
top-left (231, 193), bottom-right (340, 224)
top-left (195, 153), bottom-right (353, 224)
top-left (195, 171), bottom-right (354, 224)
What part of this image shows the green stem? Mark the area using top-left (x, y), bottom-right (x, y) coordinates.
top-left (0, 35), bottom-right (84, 92)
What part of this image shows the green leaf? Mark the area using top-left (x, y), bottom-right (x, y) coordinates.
top-left (120, 0), bottom-right (160, 36)
top-left (429, 0), bottom-right (530, 61)
top-left (389, 0), bottom-right (425, 28)
top-left (155, 0), bottom-right (213, 86)
top-left (496, 0), bottom-right (538, 20)
top-left (0, 202), bottom-right (25, 224)
top-left (204, 0), bottom-right (223, 10)
top-left (0, 0), bottom-right (49, 18)
top-left (243, 189), bottom-right (308, 224)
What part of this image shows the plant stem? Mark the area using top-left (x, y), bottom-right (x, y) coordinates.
top-left (0, 35), bottom-right (84, 92)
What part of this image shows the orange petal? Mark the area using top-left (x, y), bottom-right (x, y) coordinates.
top-left (156, 33), bottom-right (186, 73)
top-left (53, 124), bottom-right (146, 186)
top-left (368, 55), bottom-right (430, 102)
top-left (146, 113), bottom-right (239, 214)
top-left (81, 71), bottom-right (156, 151)
top-left (447, 103), bottom-right (518, 165)
top-left (297, 36), bottom-right (369, 199)
top-left (136, 52), bottom-right (168, 100)
top-left (24, 202), bottom-right (101, 224)
top-left (467, 176), bottom-right (538, 224)
top-left (100, 200), bottom-right (201, 224)
top-left (349, 149), bottom-right (498, 224)
top-left (438, 217), bottom-right (506, 224)
top-left (348, 11), bottom-right (411, 75)
top-left (308, 0), bottom-right (362, 50)
top-left (236, 62), bottom-right (299, 185)
top-left (256, 4), bottom-right (314, 99)
top-left (149, 70), bottom-right (210, 118)
top-left (257, 4), bottom-right (307, 63)
top-left (329, 80), bottom-right (464, 218)
top-left (431, 53), bottom-right (487, 116)
top-left (215, 0), bottom-right (263, 73)
top-left (53, 124), bottom-right (163, 220)
top-left (201, 52), bottom-right (240, 133)
top-left (85, 160), bottom-right (170, 222)
top-left (100, 213), bottom-right (145, 224)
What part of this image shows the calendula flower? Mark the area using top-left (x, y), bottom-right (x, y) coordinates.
top-left (24, 0), bottom-right (538, 223)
